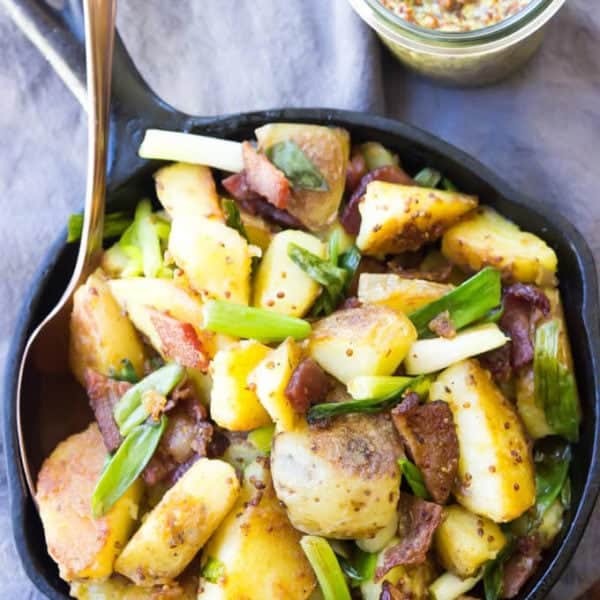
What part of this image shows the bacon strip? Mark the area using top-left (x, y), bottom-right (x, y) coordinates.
top-left (222, 171), bottom-right (304, 229)
top-left (376, 494), bottom-right (443, 579)
top-left (501, 535), bottom-right (542, 598)
top-left (340, 165), bottom-right (414, 235)
top-left (149, 309), bottom-right (210, 372)
top-left (284, 358), bottom-right (332, 414)
top-left (345, 151), bottom-right (368, 195)
top-left (242, 141), bottom-right (291, 209)
top-left (84, 369), bottom-right (130, 452)
top-left (391, 398), bottom-right (459, 504)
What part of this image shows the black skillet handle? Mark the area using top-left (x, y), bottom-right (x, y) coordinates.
top-left (2, 0), bottom-right (208, 197)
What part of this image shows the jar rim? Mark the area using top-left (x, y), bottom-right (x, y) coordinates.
top-left (355, 0), bottom-right (564, 48)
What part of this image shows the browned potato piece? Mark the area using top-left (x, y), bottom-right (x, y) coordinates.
top-left (199, 459), bottom-right (316, 599)
top-left (71, 574), bottom-right (197, 599)
top-left (441, 206), bottom-right (557, 286)
top-left (255, 123), bottom-right (350, 231)
top-left (356, 182), bottom-right (477, 255)
top-left (69, 271), bottom-right (145, 386)
top-left (36, 424), bottom-right (142, 582)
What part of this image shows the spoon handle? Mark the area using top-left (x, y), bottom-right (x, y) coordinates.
top-left (75, 0), bottom-right (117, 280)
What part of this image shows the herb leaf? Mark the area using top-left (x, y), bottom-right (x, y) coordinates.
top-left (91, 416), bottom-right (167, 517)
top-left (265, 141), bottom-right (328, 191)
top-left (409, 267), bottom-right (501, 338)
top-left (398, 458), bottom-right (430, 499)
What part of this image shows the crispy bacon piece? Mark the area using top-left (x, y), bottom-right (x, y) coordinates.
top-left (391, 398), bottom-right (459, 504)
top-left (345, 150), bottom-right (368, 195)
top-left (500, 284), bottom-right (550, 371)
top-left (142, 380), bottom-right (222, 486)
top-left (480, 343), bottom-right (513, 383)
top-left (387, 260), bottom-right (454, 284)
top-left (222, 171), bottom-right (304, 229)
top-left (83, 369), bottom-right (130, 452)
top-left (284, 358), bottom-right (333, 414)
top-left (148, 309), bottom-right (210, 372)
top-left (428, 310), bottom-right (456, 338)
top-left (241, 141), bottom-right (291, 209)
top-left (340, 165), bottom-right (414, 235)
top-left (501, 535), bottom-right (542, 598)
top-left (376, 494), bottom-right (443, 579)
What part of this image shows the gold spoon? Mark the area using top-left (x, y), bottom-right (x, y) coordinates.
top-left (16, 0), bottom-right (116, 499)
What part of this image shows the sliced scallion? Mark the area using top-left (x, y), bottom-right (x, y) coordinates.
top-left (398, 458), bottom-right (430, 499)
top-left (414, 167), bottom-right (442, 189)
top-left (300, 536), bottom-right (352, 600)
top-left (67, 211), bottom-right (131, 243)
top-left (347, 375), bottom-right (412, 400)
top-left (248, 424), bottom-right (275, 455)
top-left (203, 300), bottom-right (311, 342)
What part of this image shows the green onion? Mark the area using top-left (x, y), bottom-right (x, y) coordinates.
top-left (353, 548), bottom-right (377, 583)
top-left (347, 375), bottom-right (412, 400)
top-left (359, 142), bottom-right (399, 171)
top-left (135, 200), bottom-right (163, 278)
top-left (483, 537), bottom-right (514, 600)
top-left (67, 211), bottom-right (132, 243)
top-left (441, 177), bottom-right (458, 192)
top-left (399, 458), bottom-right (430, 499)
top-left (339, 246), bottom-right (362, 292)
top-left (414, 167), bottom-right (442, 189)
top-left (534, 441), bottom-right (571, 522)
top-left (91, 416), bottom-right (167, 517)
top-left (308, 376), bottom-right (425, 422)
top-left (113, 363), bottom-right (185, 435)
top-left (409, 267), bottom-right (501, 338)
top-left (265, 141), bottom-right (328, 191)
top-left (560, 477), bottom-right (572, 509)
top-left (203, 300), bottom-right (311, 342)
top-left (202, 557), bottom-right (226, 583)
top-left (222, 197), bottom-right (249, 241)
top-left (248, 424), bottom-right (275, 455)
top-left (328, 228), bottom-right (341, 266)
top-left (478, 304), bottom-right (504, 325)
top-left (534, 320), bottom-right (580, 442)
top-left (337, 556), bottom-right (363, 584)
top-left (300, 536), bottom-right (352, 600)
top-left (109, 358), bottom-right (139, 384)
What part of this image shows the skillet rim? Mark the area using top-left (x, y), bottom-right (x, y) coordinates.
top-left (3, 107), bottom-right (599, 600)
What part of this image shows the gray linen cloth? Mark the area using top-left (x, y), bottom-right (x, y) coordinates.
top-left (0, 0), bottom-right (598, 598)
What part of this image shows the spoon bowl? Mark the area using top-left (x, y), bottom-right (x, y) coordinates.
top-left (3, 2), bottom-right (600, 599)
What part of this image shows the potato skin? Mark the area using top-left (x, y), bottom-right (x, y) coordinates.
top-left (199, 459), bottom-right (316, 600)
top-left (253, 230), bottom-right (325, 317)
top-left (441, 206), bottom-right (557, 286)
top-left (210, 340), bottom-right (272, 431)
top-left (115, 458), bottom-right (239, 586)
top-left (255, 123), bottom-right (350, 231)
top-left (155, 162), bottom-right (223, 222)
top-left (356, 181), bottom-right (477, 255)
top-left (358, 273), bottom-right (453, 314)
top-left (271, 414), bottom-right (403, 539)
top-left (431, 360), bottom-right (535, 522)
top-left (434, 504), bottom-right (506, 578)
top-left (36, 424), bottom-right (142, 582)
top-left (69, 271), bottom-right (145, 386)
top-left (71, 575), bottom-right (197, 599)
top-left (308, 304), bottom-right (417, 384)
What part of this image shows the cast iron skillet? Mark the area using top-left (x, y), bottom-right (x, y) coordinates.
top-left (3, 2), bottom-right (599, 599)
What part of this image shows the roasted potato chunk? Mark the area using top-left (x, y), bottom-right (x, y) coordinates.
top-left (356, 181), bottom-right (477, 255)
top-left (434, 504), bottom-right (506, 578)
top-left (210, 340), bottom-right (272, 431)
top-left (358, 273), bottom-right (453, 314)
top-left (239, 210), bottom-right (273, 251)
top-left (108, 277), bottom-right (231, 360)
top-left (115, 458), bottom-right (239, 586)
top-left (36, 424), bottom-right (142, 581)
top-left (441, 206), bottom-right (557, 286)
top-left (271, 414), bottom-right (403, 539)
top-left (255, 123), bottom-right (350, 231)
top-left (69, 271), bottom-right (145, 386)
top-left (308, 305), bottom-right (417, 384)
top-left (253, 230), bottom-right (326, 317)
top-left (247, 338), bottom-right (302, 432)
top-left (168, 216), bottom-right (252, 304)
top-left (199, 459), bottom-right (316, 599)
top-left (71, 575), bottom-right (197, 599)
top-left (431, 360), bottom-right (535, 522)
top-left (155, 162), bottom-right (223, 222)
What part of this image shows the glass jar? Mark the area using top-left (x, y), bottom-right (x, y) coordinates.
top-left (347, 0), bottom-right (565, 86)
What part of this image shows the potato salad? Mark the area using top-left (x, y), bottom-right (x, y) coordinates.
top-left (38, 123), bottom-right (580, 600)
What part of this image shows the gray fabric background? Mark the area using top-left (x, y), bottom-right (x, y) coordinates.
top-left (1, 0), bottom-right (598, 597)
